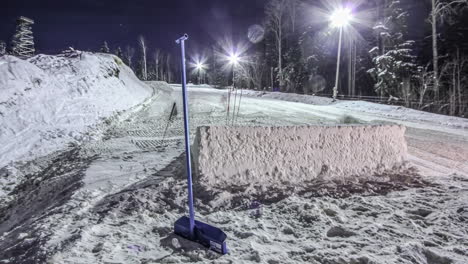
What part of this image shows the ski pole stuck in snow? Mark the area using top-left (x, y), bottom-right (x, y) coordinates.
top-left (173, 34), bottom-right (228, 255)
top-left (162, 102), bottom-right (177, 141)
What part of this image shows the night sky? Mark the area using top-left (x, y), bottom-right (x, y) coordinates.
top-left (1, 0), bottom-right (456, 59)
top-left (1, 0), bottom-right (267, 54)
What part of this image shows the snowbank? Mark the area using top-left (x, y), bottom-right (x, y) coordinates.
top-left (241, 89), bottom-right (468, 129)
top-left (335, 100), bottom-right (468, 129)
top-left (0, 52), bottom-right (152, 168)
top-left (193, 125), bottom-right (408, 190)
top-left (242, 89), bottom-right (335, 105)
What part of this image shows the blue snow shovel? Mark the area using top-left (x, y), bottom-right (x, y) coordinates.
top-left (173, 34), bottom-right (228, 255)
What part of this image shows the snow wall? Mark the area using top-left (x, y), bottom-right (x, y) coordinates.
top-left (193, 125), bottom-right (408, 189)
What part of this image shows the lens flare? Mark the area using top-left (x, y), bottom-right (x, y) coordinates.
top-left (189, 55), bottom-right (208, 76)
top-left (330, 8), bottom-right (352, 28)
top-left (228, 53), bottom-right (240, 65)
top-left (195, 62), bottom-right (205, 70)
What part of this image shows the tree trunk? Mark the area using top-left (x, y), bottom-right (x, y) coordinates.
top-left (139, 38), bottom-right (147, 81)
top-left (143, 48), bottom-right (147, 81)
top-left (166, 55), bottom-right (172, 83)
top-left (278, 24), bottom-right (283, 91)
top-left (155, 52), bottom-right (159, 81)
top-left (290, 0), bottom-right (296, 33)
top-left (352, 41), bottom-right (357, 96)
top-left (432, 0), bottom-right (439, 102)
top-left (456, 47), bottom-right (463, 116)
top-left (451, 63), bottom-right (456, 116)
top-left (402, 77), bottom-right (411, 107)
top-left (348, 39), bottom-right (352, 96)
top-left (378, 1), bottom-right (384, 55)
top-left (378, 0), bottom-right (387, 99)
top-left (271, 67), bottom-right (274, 91)
top-left (156, 59), bottom-right (159, 80)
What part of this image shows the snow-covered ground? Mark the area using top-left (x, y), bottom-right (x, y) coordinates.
top-left (0, 83), bottom-right (467, 263)
top-left (0, 52), bottom-right (153, 200)
top-left (240, 89), bottom-right (468, 130)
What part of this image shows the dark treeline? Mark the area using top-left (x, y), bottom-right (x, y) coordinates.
top-left (99, 37), bottom-right (178, 84)
top-left (224, 0), bottom-right (468, 117)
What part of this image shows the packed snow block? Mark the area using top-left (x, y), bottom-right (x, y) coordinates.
top-left (192, 125), bottom-right (408, 189)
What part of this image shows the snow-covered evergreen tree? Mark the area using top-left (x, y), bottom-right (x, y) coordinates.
top-left (368, 0), bottom-right (417, 102)
top-left (100, 41), bottom-right (110, 53)
top-left (0, 41), bottom-right (6, 56)
top-left (10, 16), bottom-right (35, 58)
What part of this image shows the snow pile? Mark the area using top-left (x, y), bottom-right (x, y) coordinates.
top-left (0, 53), bottom-right (152, 168)
top-left (242, 89), bottom-right (335, 105)
top-left (193, 125), bottom-right (408, 190)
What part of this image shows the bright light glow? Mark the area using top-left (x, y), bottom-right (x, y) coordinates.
top-left (195, 62), bottom-right (205, 70)
top-left (228, 53), bottom-right (240, 65)
top-left (330, 8), bottom-right (352, 28)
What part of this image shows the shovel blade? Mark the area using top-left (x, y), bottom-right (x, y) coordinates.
top-left (174, 216), bottom-right (228, 254)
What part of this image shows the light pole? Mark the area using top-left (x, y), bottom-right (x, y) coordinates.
top-left (227, 53), bottom-right (239, 125)
top-left (330, 7), bottom-right (352, 100)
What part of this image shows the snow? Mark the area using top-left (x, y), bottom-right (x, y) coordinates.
top-left (335, 101), bottom-right (468, 129)
top-left (241, 89), bottom-right (334, 105)
top-left (0, 84), bottom-right (467, 263)
top-left (240, 88), bottom-right (468, 131)
top-left (193, 125), bottom-right (408, 190)
top-left (0, 52), bottom-right (152, 199)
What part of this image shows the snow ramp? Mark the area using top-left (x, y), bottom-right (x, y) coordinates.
top-left (192, 125), bottom-right (408, 189)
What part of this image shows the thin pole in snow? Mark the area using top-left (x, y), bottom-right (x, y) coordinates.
top-left (162, 102), bottom-right (177, 141)
top-left (231, 67), bottom-right (237, 126)
top-left (226, 85), bottom-right (231, 125)
top-left (176, 34), bottom-right (195, 238)
top-left (236, 87), bottom-right (243, 122)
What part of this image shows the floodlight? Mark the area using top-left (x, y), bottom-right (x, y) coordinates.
top-left (330, 8), bottom-right (352, 28)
